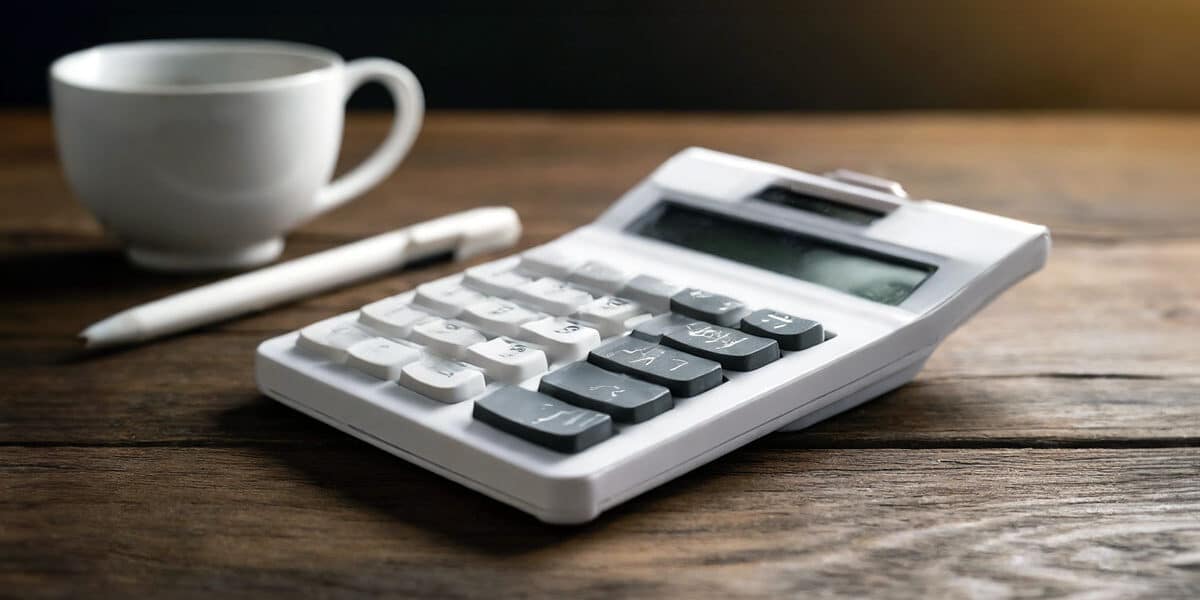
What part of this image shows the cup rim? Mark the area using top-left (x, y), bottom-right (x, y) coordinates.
top-left (50, 39), bottom-right (345, 95)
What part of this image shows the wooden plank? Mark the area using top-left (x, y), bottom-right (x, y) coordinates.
top-left (2, 446), bottom-right (1198, 598)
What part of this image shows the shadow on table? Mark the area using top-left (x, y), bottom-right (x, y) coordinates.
top-left (2, 244), bottom-right (218, 301)
top-left (216, 394), bottom-right (741, 554)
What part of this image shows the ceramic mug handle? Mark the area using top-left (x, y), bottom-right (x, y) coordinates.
top-left (312, 58), bottom-right (424, 214)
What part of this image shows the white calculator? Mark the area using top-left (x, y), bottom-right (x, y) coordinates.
top-left (256, 148), bottom-right (1050, 524)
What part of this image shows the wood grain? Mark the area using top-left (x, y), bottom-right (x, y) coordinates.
top-left (3, 446), bottom-right (1198, 599)
top-left (2, 111), bottom-right (1198, 598)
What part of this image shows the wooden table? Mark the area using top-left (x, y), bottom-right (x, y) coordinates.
top-left (3, 111), bottom-right (1198, 598)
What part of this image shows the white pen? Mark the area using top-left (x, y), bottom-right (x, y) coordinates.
top-left (80, 206), bottom-right (522, 350)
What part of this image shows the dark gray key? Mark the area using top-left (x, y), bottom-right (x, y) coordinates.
top-left (540, 362), bottom-right (673, 423)
top-left (739, 309), bottom-right (824, 351)
top-left (669, 289), bottom-right (747, 327)
top-left (473, 386), bottom-right (612, 453)
top-left (588, 336), bottom-right (722, 397)
top-left (630, 313), bottom-right (692, 342)
top-left (661, 321), bottom-right (780, 371)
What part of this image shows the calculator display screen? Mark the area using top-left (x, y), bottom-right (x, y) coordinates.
top-left (627, 202), bottom-right (936, 305)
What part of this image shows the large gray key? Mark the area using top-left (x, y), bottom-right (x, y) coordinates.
top-left (661, 321), bottom-right (780, 371)
top-left (539, 362), bottom-right (673, 423)
top-left (669, 289), bottom-right (747, 327)
top-left (473, 386), bottom-right (613, 453)
top-left (587, 336), bottom-right (722, 397)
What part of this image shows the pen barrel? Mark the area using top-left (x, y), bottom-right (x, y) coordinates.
top-left (133, 230), bottom-right (412, 338)
top-left (97, 206), bottom-right (522, 344)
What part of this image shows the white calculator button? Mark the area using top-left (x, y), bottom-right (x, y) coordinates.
top-left (517, 247), bottom-right (581, 278)
top-left (296, 318), bottom-right (373, 362)
top-left (512, 277), bottom-right (594, 316)
top-left (399, 358), bottom-right (486, 403)
top-left (567, 261), bottom-right (631, 294)
top-left (619, 275), bottom-right (684, 314)
top-left (462, 257), bottom-right (532, 297)
top-left (345, 337), bottom-right (422, 379)
top-left (518, 317), bottom-right (602, 362)
top-left (358, 297), bottom-right (431, 337)
top-left (409, 318), bottom-right (489, 359)
top-left (459, 298), bottom-right (541, 337)
top-left (412, 279), bottom-right (487, 317)
top-left (573, 296), bottom-right (647, 337)
top-left (464, 337), bottom-right (549, 383)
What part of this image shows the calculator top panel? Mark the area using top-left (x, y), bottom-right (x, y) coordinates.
top-left (583, 147), bottom-right (1048, 318)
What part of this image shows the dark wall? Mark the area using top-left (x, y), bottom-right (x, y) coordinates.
top-left (7, 1), bottom-right (1200, 110)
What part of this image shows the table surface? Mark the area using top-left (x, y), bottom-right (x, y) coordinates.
top-left (2, 111), bottom-right (1198, 598)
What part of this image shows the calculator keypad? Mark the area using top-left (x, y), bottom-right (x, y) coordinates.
top-left (294, 247), bottom-right (830, 453)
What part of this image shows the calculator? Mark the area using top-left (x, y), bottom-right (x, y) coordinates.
top-left (256, 148), bottom-right (1050, 524)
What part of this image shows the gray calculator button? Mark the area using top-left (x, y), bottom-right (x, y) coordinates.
top-left (619, 275), bottom-right (683, 314)
top-left (539, 362), bottom-right (673, 423)
top-left (740, 309), bottom-right (824, 351)
top-left (661, 321), bottom-right (780, 371)
top-left (630, 313), bottom-right (693, 342)
top-left (587, 336), bottom-right (722, 397)
top-left (473, 386), bottom-right (613, 453)
top-left (669, 289), bottom-right (747, 327)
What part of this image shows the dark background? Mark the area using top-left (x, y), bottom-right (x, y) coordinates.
top-left (6, 1), bottom-right (1200, 111)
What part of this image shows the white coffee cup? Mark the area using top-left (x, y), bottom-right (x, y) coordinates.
top-left (50, 39), bottom-right (424, 271)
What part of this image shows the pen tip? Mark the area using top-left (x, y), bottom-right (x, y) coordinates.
top-left (78, 314), bottom-right (140, 350)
